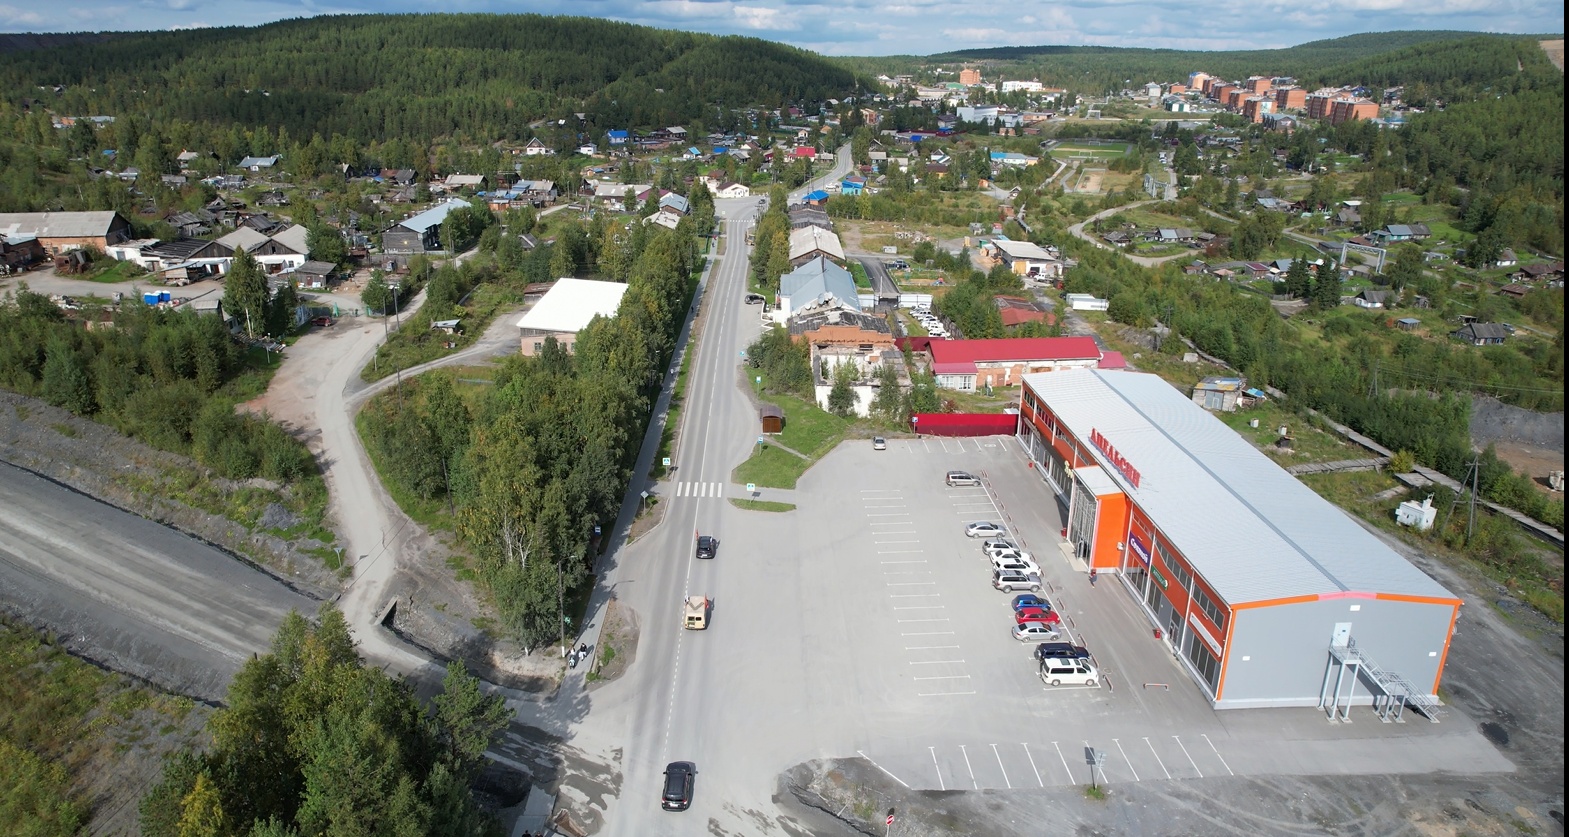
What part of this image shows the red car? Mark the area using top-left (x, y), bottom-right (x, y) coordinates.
top-left (1015, 607), bottom-right (1061, 625)
top-left (311, 316), bottom-right (336, 327)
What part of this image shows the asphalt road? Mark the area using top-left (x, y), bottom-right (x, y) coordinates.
top-left (0, 460), bottom-right (320, 702)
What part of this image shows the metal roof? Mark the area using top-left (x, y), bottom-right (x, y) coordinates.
top-left (0, 211), bottom-right (124, 239)
top-left (1023, 368), bottom-right (1459, 606)
top-left (516, 277), bottom-right (630, 333)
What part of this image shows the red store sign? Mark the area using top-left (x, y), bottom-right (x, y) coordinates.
top-left (1090, 428), bottom-right (1141, 488)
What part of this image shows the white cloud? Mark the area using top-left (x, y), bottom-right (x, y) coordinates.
top-left (0, 3), bottom-right (46, 24)
top-left (733, 4), bottom-right (798, 29)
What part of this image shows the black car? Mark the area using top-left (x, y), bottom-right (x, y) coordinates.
top-left (1036, 642), bottom-right (1092, 662)
top-left (695, 535), bottom-right (717, 560)
top-left (662, 761), bottom-right (696, 811)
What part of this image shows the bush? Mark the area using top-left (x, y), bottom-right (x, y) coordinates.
top-left (1389, 449), bottom-right (1416, 473)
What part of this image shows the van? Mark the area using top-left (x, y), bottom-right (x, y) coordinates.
top-left (1039, 657), bottom-right (1099, 687)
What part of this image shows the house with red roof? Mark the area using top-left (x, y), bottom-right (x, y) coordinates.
top-left (792, 146), bottom-right (818, 159)
top-left (926, 337), bottom-right (1102, 391)
top-left (994, 296), bottom-right (1054, 329)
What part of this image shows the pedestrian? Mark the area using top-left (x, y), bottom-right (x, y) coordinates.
top-left (1089, 568), bottom-right (1098, 587)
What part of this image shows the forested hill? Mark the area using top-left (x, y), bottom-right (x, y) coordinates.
top-left (0, 14), bottom-right (868, 141)
top-left (838, 31), bottom-right (1532, 94)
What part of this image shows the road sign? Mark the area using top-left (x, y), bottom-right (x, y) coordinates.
top-left (911, 415), bottom-right (919, 423)
top-left (662, 457), bottom-right (671, 468)
top-left (755, 376), bottom-right (762, 384)
top-left (746, 483), bottom-right (756, 494)
top-left (887, 809), bottom-right (896, 825)
top-left (757, 436), bottom-right (765, 445)
top-left (739, 351), bottom-right (746, 358)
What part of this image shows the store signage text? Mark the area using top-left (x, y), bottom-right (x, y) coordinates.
top-left (1151, 567), bottom-right (1169, 590)
top-left (1090, 428), bottom-right (1141, 488)
top-left (1129, 534), bottom-right (1152, 565)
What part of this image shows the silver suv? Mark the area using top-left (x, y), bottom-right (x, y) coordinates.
top-left (946, 470), bottom-right (980, 486)
top-left (993, 570), bottom-right (1042, 593)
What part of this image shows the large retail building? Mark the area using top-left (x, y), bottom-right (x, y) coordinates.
top-left (1017, 368), bottom-right (1462, 713)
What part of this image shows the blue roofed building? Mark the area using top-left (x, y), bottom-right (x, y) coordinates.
top-left (775, 256), bottom-right (860, 321)
top-left (607, 130), bottom-right (630, 146)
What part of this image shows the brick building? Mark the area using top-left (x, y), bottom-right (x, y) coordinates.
top-left (1242, 97), bottom-right (1275, 123)
top-left (1273, 87), bottom-right (1306, 110)
top-left (0, 211), bottom-right (131, 256)
top-left (1328, 97), bottom-right (1380, 125)
top-left (959, 68), bottom-right (982, 86)
top-left (1244, 76), bottom-right (1272, 94)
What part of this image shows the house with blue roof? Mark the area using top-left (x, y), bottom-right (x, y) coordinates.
top-left (381, 198), bottom-right (473, 254)
top-left (803, 189), bottom-right (830, 205)
top-left (659, 193), bottom-right (691, 215)
top-left (607, 130), bottom-right (630, 146)
top-left (839, 179), bottom-right (864, 196)
top-left (776, 256), bottom-right (860, 321)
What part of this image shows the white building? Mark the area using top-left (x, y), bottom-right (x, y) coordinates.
top-left (515, 277), bottom-right (631, 355)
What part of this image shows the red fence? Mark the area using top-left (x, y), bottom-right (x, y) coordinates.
top-left (911, 413), bottom-right (1018, 437)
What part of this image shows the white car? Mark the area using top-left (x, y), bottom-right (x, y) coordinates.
top-left (993, 571), bottom-right (1042, 593)
top-left (1013, 622), bottom-right (1061, 642)
top-left (982, 539), bottom-right (1022, 558)
top-left (992, 555), bottom-right (1041, 576)
top-left (965, 522), bottom-right (1005, 538)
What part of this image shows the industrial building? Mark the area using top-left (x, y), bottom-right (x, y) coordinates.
top-left (1016, 368), bottom-right (1462, 716)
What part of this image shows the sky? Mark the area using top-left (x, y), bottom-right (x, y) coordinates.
top-left (0, 0), bottom-right (1557, 56)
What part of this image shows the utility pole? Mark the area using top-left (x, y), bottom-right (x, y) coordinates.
top-left (1466, 454), bottom-right (1480, 543)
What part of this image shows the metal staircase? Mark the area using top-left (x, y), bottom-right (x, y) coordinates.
top-left (1321, 636), bottom-right (1443, 724)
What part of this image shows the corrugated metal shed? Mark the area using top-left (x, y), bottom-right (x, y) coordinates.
top-left (1024, 368), bottom-right (1459, 606)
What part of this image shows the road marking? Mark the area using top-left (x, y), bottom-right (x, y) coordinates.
top-left (1022, 743), bottom-right (1045, 787)
top-left (878, 550), bottom-right (925, 555)
top-left (893, 605), bottom-right (945, 611)
top-left (900, 631), bottom-right (955, 637)
top-left (960, 745), bottom-right (978, 789)
top-left (875, 539), bottom-right (921, 544)
top-left (991, 744), bottom-right (1012, 789)
top-left (929, 747), bottom-right (945, 791)
top-left (896, 618), bottom-right (951, 623)
top-left (1201, 734), bottom-right (1234, 776)
top-left (856, 750), bottom-right (910, 789)
top-left (674, 481), bottom-right (724, 497)
top-left (890, 594), bottom-right (941, 599)
top-left (908, 659), bottom-right (965, 665)
top-left (904, 644), bottom-right (959, 650)
top-left (862, 504), bottom-right (907, 508)
top-left (861, 489), bottom-right (903, 493)
top-left (1143, 737), bottom-right (1172, 780)
top-left (1052, 741), bottom-right (1073, 783)
top-left (886, 581), bottom-right (937, 586)
top-left (918, 690), bottom-right (976, 697)
top-left (913, 674), bottom-right (970, 681)
top-left (1173, 736), bottom-right (1202, 778)
top-left (865, 512), bottom-right (912, 517)
top-left (1114, 738), bottom-right (1140, 781)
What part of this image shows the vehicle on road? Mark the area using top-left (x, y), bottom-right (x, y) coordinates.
top-left (683, 596), bottom-right (709, 630)
top-left (946, 471), bottom-right (980, 487)
top-left (1013, 622), bottom-right (1061, 642)
top-left (695, 535), bottom-right (717, 559)
top-left (872, 437), bottom-right (886, 450)
top-left (1015, 606), bottom-right (1060, 625)
top-left (662, 761), bottom-right (696, 810)
top-left (1040, 657), bottom-right (1099, 686)
top-left (993, 571), bottom-right (1042, 592)
top-left (965, 522), bottom-right (1005, 538)
top-left (1012, 593), bottom-right (1052, 612)
top-left (1036, 642), bottom-right (1091, 662)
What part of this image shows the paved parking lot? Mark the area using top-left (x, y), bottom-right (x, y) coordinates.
top-left (785, 434), bottom-right (1512, 792)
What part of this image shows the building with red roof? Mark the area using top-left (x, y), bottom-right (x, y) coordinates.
top-left (926, 337), bottom-right (1101, 391)
top-left (994, 295), bottom-right (1055, 329)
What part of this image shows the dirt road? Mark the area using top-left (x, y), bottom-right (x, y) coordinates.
top-left (1067, 201), bottom-right (1197, 267)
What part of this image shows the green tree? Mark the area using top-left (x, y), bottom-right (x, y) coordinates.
top-left (1387, 243), bottom-right (1424, 293)
top-left (826, 361), bottom-right (857, 417)
top-left (306, 224), bottom-right (347, 267)
top-left (362, 271), bottom-right (392, 315)
top-left (41, 337), bottom-right (95, 414)
top-left (1312, 259), bottom-right (1343, 310)
top-left (267, 278), bottom-right (299, 335)
top-left (871, 360), bottom-right (903, 422)
top-left (431, 662), bottom-right (511, 778)
top-left (1283, 256), bottom-right (1314, 299)
top-left (223, 250), bottom-right (270, 336)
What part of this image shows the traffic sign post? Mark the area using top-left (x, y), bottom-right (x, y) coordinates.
top-left (662, 457), bottom-right (671, 469)
top-left (1085, 747), bottom-right (1107, 789)
top-left (886, 809), bottom-right (895, 834)
top-left (746, 483), bottom-right (757, 496)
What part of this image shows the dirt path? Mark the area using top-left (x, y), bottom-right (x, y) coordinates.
top-left (1067, 201), bottom-right (1196, 267)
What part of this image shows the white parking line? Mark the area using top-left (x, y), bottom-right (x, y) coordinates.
top-left (1052, 741), bottom-right (1073, 783)
top-left (1173, 736), bottom-right (1202, 778)
top-left (960, 745), bottom-right (978, 789)
top-left (1144, 737), bottom-right (1172, 780)
top-left (918, 690), bottom-right (976, 697)
top-left (929, 747), bottom-right (945, 791)
top-left (1022, 743), bottom-right (1045, 787)
top-left (991, 744), bottom-right (1013, 789)
top-left (886, 582), bottom-right (937, 586)
top-left (878, 550), bottom-right (925, 555)
top-left (1201, 734), bottom-right (1234, 776)
top-left (875, 539), bottom-right (921, 544)
top-left (900, 631), bottom-right (954, 637)
top-left (1113, 738), bottom-right (1140, 781)
top-left (913, 674), bottom-right (970, 681)
top-left (863, 504), bottom-right (907, 509)
top-left (896, 618), bottom-right (951, 623)
top-left (909, 659), bottom-right (965, 665)
top-left (865, 513), bottom-right (912, 517)
top-left (856, 750), bottom-right (910, 789)
top-left (904, 644), bottom-right (959, 650)
top-left (890, 594), bottom-right (941, 599)
top-left (860, 489), bottom-right (903, 493)
top-left (893, 605), bottom-right (945, 611)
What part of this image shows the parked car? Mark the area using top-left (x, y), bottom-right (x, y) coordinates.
top-left (993, 556), bottom-right (1042, 576)
top-left (993, 571), bottom-right (1042, 593)
top-left (965, 522), bottom-right (1005, 538)
top-left (662, 761), bottom-right (696, 811)
top-left (744, 293), bottom-right (766, 304)
top-left (1015, 606), bottom-right (1061, 625)
top-left (872, 437), bottom-right (886, 450)
top-left (1013, 622), bottom-right (1061, 642)
top-left (982, 540), bottom-right (1023, 558)
top-left (311, 316), bottom-right (336, 327)
top-left (1036, 642), bottom-right (1091, 662)
top-left (1011, 593), bottom-right (1052, 612)
top-left (946, 471), bottom-right (980, 487)
top-left (695, 535), bottom-right (717, 560)
top-left (1040, 657), bottom-right (1099, 687)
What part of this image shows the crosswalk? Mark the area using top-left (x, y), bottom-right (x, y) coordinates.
top-left (672, 481), bottom-right (726, 498)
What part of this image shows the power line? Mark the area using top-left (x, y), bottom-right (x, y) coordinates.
top-left (1371, 360), bottom-right (1566, 396)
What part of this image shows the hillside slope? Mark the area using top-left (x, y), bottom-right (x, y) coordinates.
top-left (0, 14), bottom-right (867, 141)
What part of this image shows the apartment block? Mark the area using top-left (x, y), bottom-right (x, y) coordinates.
top-left (1274, 86), bottom-right (1306, 111)
top-left (1242, 96), bottom-right (1275, 123)
top-left (959, 68), bottom-right (982, 86)
top-left (1211, 82), bottom-right (1236, 102)
top-left (1225, 88), bottom-right (1249, 109)
top-left (1244, 76), bottom-right (1273, 94)
top-left (1188, 71), bottom-right (1212, 90)
top-left (1328, 97), bottom-right (1379, 125)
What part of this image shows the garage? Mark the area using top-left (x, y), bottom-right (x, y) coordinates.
top-left (1014, 368), bottom-right (1463, 716)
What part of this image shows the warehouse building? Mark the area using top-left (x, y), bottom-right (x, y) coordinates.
top-left (1016, 368), bottom-right (1462, 716)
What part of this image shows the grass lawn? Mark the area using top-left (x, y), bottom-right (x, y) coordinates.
top-left (1297, 469), bottom-right (1402, 509)
top-left (728, 498), bottom-right (797, 512)
top-left (849, 261), bottom-right (872, 290)
top-left (1218, 401), bottom-right (1358, 465)
top-left (653, 334), bottom-right (698, 480)
top-left (942, 389), bottom-right (1018, 413)
top-left (732, 376), bottom-right (853, 488)
top-left (81, 259), bottom-right (150, 284)
top-left (1053, 142), bottom-right (1129, 158)
top-left (362, 281), bottom-right (521, 383)
top-left (732, 444), bottom-right (811, 489)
